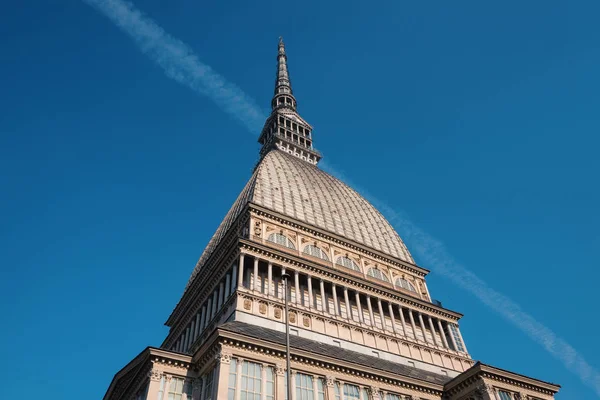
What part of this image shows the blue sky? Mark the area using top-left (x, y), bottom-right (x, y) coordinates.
top-left (1, 0), bottom-right (599, 398)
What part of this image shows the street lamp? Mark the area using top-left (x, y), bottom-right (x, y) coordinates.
top-left (281, 272), bottom-right (292, 400)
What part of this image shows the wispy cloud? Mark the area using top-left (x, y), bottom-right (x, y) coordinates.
top-left (82, 0), bottom-right (267, 133)
top-left (83, 0), bottom-right (598, 396)
top-left (321, 161), bottom-right (600, 397)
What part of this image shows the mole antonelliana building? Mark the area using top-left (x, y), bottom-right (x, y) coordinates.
top-left (104, 39), bottom-right (560, 400)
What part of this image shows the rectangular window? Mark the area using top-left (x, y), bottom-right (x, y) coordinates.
top-left (167, 377), bottom-right (185, 400)
top-left (266, 366), bottom-right (275, 400)
top-left (295, 373), bottom-right (314, 400)
top-left (157, 375), bottom-right (165, 400)
top-left (497, 390), bottom-right (513, 400)
top-left (343, 383), bottom-right (361, 399)
top-left (241, 360), bottom-right (263, 400)
top-left (317, 378), bottom-right (325, 400)
top-left (204, 368), bottom-right (215, 400)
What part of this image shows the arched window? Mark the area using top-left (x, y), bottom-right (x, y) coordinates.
top-left (367, 268), bottom-right (390, 283)
top-left (267, 233), bottom-right (296, 250)
top-left (303, 245), bottom-right (329, 261)
top-left (335, 256), bottom-right (361, 272)
top-left (395, 277), bottom-right (416, 292)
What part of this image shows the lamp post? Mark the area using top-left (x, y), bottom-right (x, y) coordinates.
top-left (281, 272), bottom-right (292, 400)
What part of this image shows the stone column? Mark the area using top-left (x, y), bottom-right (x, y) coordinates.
top-left (192, 377), bottom-right (202, 400)
top-left (194, 312), bottom-right (201, 339)
top-left (261, 364), bottom-right (268, 400)
top-left (275, 364), bottom-right (286, 400)
top-left (147, 368), bottom-right (164, 400)
top-left (447, 322), bottom-right (459, 351)
top-left (267, 262), bottom-right (273, 297)
top-left (183, 328), bottom-right (190, 351)
top-left (218, 281), bottom-right (224, 309)
top-left (437, 319), bottom-right (450, 349)
top-left (212, 290), bottom-right (218, 318)
top-left (291, 371), bottom-right (297, 399)
top-left (332, 283), bottom-right (339, 316)
top-left (388, 303), bottom-right (397, 334)
top-left (319, 279), bottom-right (327, 312)
top-left (280, 268), bottom-right (286, 300)
top-left (397, 305), bottom-right (408, 337)
top-left (344, 288), bottom-right (351, 320)
top-left (231, 263), bottom-right (238, 291)
top-left (200, 305), bottom-right (207, 331)
top-left (377, 299), bottom-right (386, 330)
top-left (188, 321), bottom-right (195, 349)
top-left (355, 292), bottom-right (364, 323)
top-left (427, 316), bottom-right (439, 347)
top-left (213, 351), bottom-right (231, 400)
top-left (224, 273), bottom-right (231, 299)
top-left (235, 358), bottom-right (243, 400)
top-left (312, 374), bottom-right (319, 398)
top-left (366, 295), bottom-right (375, 326)
top-left (307, 276), bottom-right (314, 309)
top-left (325, 376), bottom-right (336, 400)
top-left (369, 386), bottom-right (381, 400)
top-left (408, 309), bottom-right (418, 341)
top-left (417, 313), bottom-right (430, 344)
top-left (206, 298), bottom-right (213, 326)
top-left (200, 374), bottom-right (207, 400)
top-left (253, 257), bottom-right (260, 292)
top-left (294, 271), bottom-right (301, 305)
top-left (339, 379), bottom-right (346, 400)
top-left (238, 254), bottom-right (245, 288)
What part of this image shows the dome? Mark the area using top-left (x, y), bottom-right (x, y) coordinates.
top-left (188, 150), bottom-right (414, 285)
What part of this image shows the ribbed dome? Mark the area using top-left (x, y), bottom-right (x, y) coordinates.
top-left (188, 150), bottom-right (413, 285)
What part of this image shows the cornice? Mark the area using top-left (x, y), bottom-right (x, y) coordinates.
top-left (249, 203), bottom-right (429, 277)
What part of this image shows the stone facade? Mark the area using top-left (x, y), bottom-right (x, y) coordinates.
top-left (103, 39), bottom-right (560, 400)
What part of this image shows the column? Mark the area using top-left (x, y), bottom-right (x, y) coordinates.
top-left (319, 279), bottom-right (326, 312)
top-left (188, 322), bottom-right (195, 349)
top-left (194, 312), bottom-right (201, 339)
top-left (408, 309), bottom-right (418, 340)
top-left (280, 268), bottom-right (286, 300)
top-left (377, 299), bottom-right (386, 330)
top-left (312, 374), bottom-right (319, 398)
top-left (418, 313), bottom-right (430, 344)
top-left (344, 288), bottom-right (351, 320)
top-left (307, 276), bottom-right (314, 309)
top-left (213, 353), bottom-right (231, 400)
top-left (212, 290), bottom-right (218, 318)
top-left (218, 281), bottom-right (224, 309)
top-left (206, 298), bottom-right (213, 326)
top-left (355, 292), bottom-right (364, 323)
top-left (200, 305), bottom-right (207, 331)
top-left (387, 303), bottom-right (397, 334)
top-left (238, 254), bottom-right (245, 288)
top-left (325, 376), bottom-right (336, 400)
top-left (261, 364), bottom-right (268, 400)
top-left (294, 271), bottom-right (301, 305)
top-left (428, 316), bottom-right (439, 346)
top-left (275, 365), bottom-right (286, 400)
top-left (267, 262), bottom-right (273, 297)
top-left (231, 263), bottom-right (238, 291)
top-left (146, 368), bottom-right (164, 400)
top-left (224, 273), bottom-right (231, 299)
top-left (200, 374), bottom-right (207, 400)
top-left (183, 329), bottom-right (190, 351)
top-left (332, 283), bottom-right (339, 316)
top-left (291, 371), bottom-right (297, 399)
top-left (397, 305), bottom-right (408, 337)
top-left (339, 380), bottom-right (346, 400)
top-left (235, 358), bottom-right (243, 400)
top-left (437, 319), bottom-right (450, 349)
top-left (366, 295), bottom-right (375, 326)
top-left (253, 257), bottom-right (260, 292)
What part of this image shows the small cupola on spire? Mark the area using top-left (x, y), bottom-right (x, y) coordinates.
top-left (258, 37), bottom-right (322, 166)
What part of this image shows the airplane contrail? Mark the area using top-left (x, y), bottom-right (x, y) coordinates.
top-left (83, 0), bottom-right (599, 396)
top-left (82, 0), bottom-right (267, 133)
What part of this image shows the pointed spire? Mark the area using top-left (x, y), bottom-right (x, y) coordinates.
top-left (271, 37), bottom-right (297, 111)
top-left (257, 38), bottom-right (321, 166)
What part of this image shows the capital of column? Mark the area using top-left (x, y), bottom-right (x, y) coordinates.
top-left (325, 375), bottom-right (336, 387)
top-left (148, 367), bottom-right (163, 382)
top-left (215, 350), bottom-right (232, 365)
top-left (275, 364), bottom-right (286, 376)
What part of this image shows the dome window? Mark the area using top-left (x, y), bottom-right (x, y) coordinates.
top-left (303, 245), bottom-right (329, 261)
top-left (336, 256), bottom-right (361, 272)
top-left (267, 233), bottom-right (296, 250)
top-left (395, 277), bottom-right (416, 292)
top-left (367, 268), bottom-right (390, 283)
